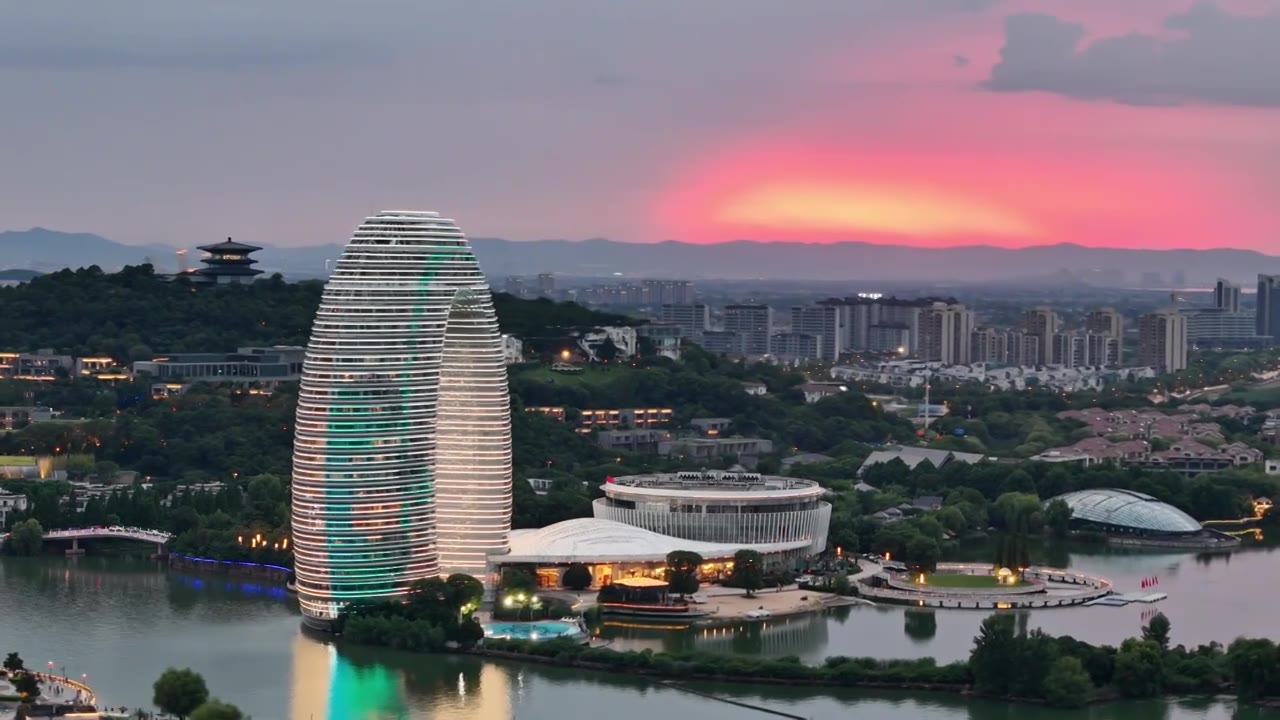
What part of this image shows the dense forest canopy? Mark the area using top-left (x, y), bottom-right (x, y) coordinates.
top-left (0, 266), bottom-right (639, 361)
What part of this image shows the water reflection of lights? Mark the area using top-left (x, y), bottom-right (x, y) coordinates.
top-left (175, 575), bottom-right (288, 600)
top-left (603, 621), bottom-right (692, 632)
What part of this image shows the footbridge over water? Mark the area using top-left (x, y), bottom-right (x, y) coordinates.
top-left (1, 526), bottom-right (172, 552)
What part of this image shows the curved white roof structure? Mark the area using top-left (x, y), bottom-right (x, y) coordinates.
top-left (497, 518), bottom-right (809, 564)
top-left (291, 211), bottom-right (512, 628)
top-left (603, 472), bottom-right (824, 504)
top-left (1050, 488), bottom-right (1201, 534)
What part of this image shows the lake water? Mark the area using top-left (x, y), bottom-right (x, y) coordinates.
top-left (2, 539), bottom-right (1277, 719)
top-left (600, 538), bottom-right (1280, 663)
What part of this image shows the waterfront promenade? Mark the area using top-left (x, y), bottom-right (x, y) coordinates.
top-left (0, 670), bottom-right (97, 713)
top-left (855, 562), bottom-right (1114, 609)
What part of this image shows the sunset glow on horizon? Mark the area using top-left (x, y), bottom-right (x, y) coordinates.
top-left (714, 181), bottom-right (1039, 241)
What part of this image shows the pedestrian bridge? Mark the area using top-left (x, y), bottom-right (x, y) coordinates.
top-left (41, 527), bottom-right (173, 544)
top-left (0, 526), bottom-right (173, 548)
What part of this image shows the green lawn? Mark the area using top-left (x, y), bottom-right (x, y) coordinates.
top-left (515, 364), bottom-right (638, 388)
top-left (916, 573), bottom-right (1029, 589)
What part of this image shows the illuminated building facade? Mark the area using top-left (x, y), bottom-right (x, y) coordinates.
top-left (291, 210), bottom-right (512, 629)
top-left (593, 470), bottom-right (830, 557)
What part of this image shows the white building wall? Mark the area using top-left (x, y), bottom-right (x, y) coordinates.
top-left (593, 498), bottom-right (831, 556)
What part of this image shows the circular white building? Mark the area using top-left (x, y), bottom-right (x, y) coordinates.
top-left (593, 471), bottom-right (831, 558)
top-left (291, 211), bottom-right (512, 629)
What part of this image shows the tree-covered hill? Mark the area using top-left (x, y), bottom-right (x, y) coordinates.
top-left (0, 266), bottom-right (631, 360)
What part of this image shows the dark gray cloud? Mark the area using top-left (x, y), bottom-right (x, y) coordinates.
top-left (985, 4), bottom-right (1280, 107)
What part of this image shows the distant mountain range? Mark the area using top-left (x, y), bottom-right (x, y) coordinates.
top-left (2, 227), bottom-right (1278, 286)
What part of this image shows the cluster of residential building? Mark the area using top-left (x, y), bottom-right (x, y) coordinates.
top-left (1032, 405), bottom-right (1266, 476)
top-left (654, 295), bottom-right (959, 364)
top-left (0, 349), bottom-right (125, 381)
top-left (503, 274), bottom-right (698, 308)
top-left (631, 275), bottom-right (1280, 377)
top-left (501, 325), bottom-right (642, 365)
top-left (526, 402), bottom-right (775, 464)
top-left (832, 360), bottom-right (1158, 392)
top-left (0, 346), bottom-right (305, 397)
top-left (648, 295), bottom-right (1141, 371)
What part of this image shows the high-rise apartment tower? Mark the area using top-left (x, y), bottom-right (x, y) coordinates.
top-left (291, 210), bottom-right (513, 629)
top-left (1138, 310), bottom-right (1188, 373)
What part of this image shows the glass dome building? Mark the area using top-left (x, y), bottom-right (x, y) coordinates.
top-left (1049, 488), bottom-right (1202, 536)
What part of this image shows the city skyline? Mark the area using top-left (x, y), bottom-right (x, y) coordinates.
top-left (3, 1), bottom-right (1278, 251)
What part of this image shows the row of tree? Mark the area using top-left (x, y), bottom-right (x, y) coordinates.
top-left (970, 612), bottom-right (1280, 705)
top-left (335, 575), bottom-right (488, 651)
top-left (412, 610), bottom-right (1280, 707)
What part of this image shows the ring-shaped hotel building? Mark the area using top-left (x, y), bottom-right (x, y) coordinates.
top-left (291, 211), bottom-right (512, 629)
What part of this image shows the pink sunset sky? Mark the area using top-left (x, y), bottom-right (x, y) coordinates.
top-left (2, 0), bottom-right (1279, 251)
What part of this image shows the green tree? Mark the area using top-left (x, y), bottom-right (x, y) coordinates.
top-left (731, 549), bottom-right (764, 597)
top-left (500, 567), bottom-right (538, 594)
top-left (831, 572), bottom-right (851, 595)
top-left (9, 518), bottom-right (44, 555)
top-left (1044, 498), bottom-right (1072, 538)
top-left (1226, 638), bottom-right (1280, 700)
top-left (970, 614), bottom-right (1017, 696)
top-left (457, 616), bottom-right (486, 647)
top-left (94, 460), bottom-right (120, 481)
top-left (1010, 629), bottom-right (1059, 699)
top-left (153, 667), bottom-right (210, 720)
top-left (561, 563), bottom-right (593, 591)
top-left (2, 651), bottom-right (24, 673)
top-left (190, 700), bottom-right (246, 720)
top-left (903, 535), bottom-right (941, 574)
top-left (934, 506), bottom-right (967, 535)
top-left (1044, 656), bottom-right (1092, 708)
top-left (665, 550), bottom-right (703, 597)
top-left (65, 454), bottom-right (95, 478)
top-left (11, 672), bottom-right (40, 698)
top-left (1113, 639), bottom-right (1164, 698)
top-left (992, 529), bottom-right (1030, 575)
top-left (993, 492), bottom-right (1043, 531)
top-left (444, 574), bottom-right (485, 612)
top-left (1141, 612), bottom-right (1171, 651)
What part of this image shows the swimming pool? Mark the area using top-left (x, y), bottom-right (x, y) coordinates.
top-left (483, 620), bottom-right (585, 641)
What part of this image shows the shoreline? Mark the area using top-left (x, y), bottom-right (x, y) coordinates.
top-left (457, 645), bottom-right (1258, 709)
top-left (456, 646), bottom-right (1121, 707)
top-left (166, 553), bottom-right (293, 587)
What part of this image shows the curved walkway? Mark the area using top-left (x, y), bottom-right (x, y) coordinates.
top-left (856, 562), bottom-right (1113, 609)
top-left (37, 671), bottom-right (97, 705)
top-left (0, 671), bottom-right (100, 706)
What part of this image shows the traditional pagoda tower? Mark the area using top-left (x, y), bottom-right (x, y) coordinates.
top-left (191, 238), bottom-right (264, 284)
